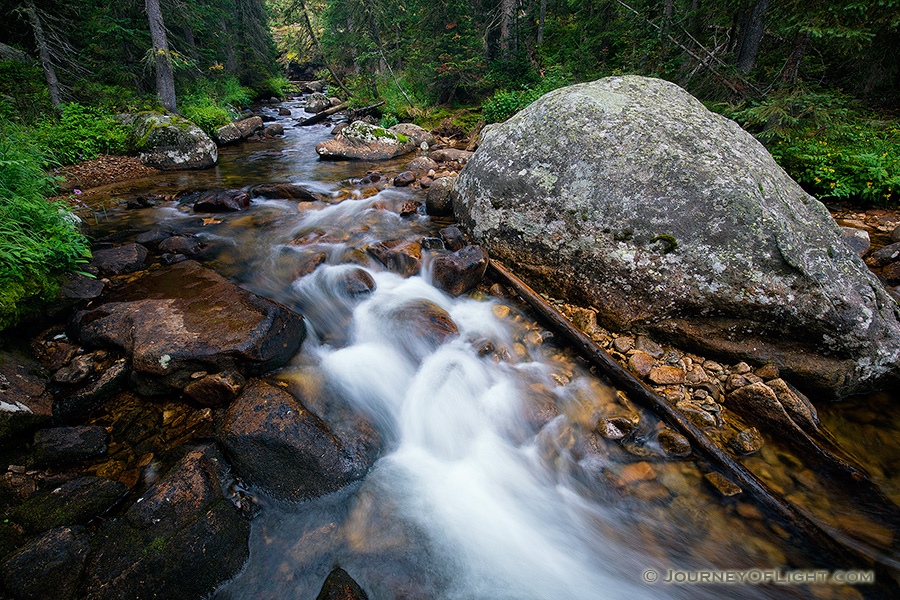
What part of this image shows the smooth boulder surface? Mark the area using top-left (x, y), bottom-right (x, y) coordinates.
top-left (83, 446), bottom-right (250, 600)
top-left (72, 260), bottom-right (306, 395)
top-left (316, 121), bottom-right (418, 161)
top-left (125, 111), bottom-right (217, 170)
top-left (217, 380), bottom-right (374, 500)
top-left (451, 75), bottom-right (900, 398)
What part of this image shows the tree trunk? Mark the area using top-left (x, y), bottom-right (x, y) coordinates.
top-left (500, 0), bottom-right (515, 58)
top-left (24, 0), bottom-right (61, 109)
top-left (219, 17), bottom-right (239, 73)
top-left (781, 30), bottom-right (810, 85)
top-left (145, 0), bottom-right (177, 113)
top-left (537, 0), bottom-right (547, 46)
top-left (662, 0), bottom-right (675, 35)
top-left (736, 0), bottom-right (770, 73)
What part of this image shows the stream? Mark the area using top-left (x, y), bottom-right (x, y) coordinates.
top-left (82, 98), bottom-right (899, 600)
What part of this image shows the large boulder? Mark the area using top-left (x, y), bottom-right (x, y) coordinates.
top-left (72, 260), bottom-right (306, 395)
top-left (82, 445), bottom-right (250, 600)
top-left (125, 111), bottom-right (217, 170)
top-left (316, 121), bottom-right (418, 161)
top-left (451, 75), bottom-right (900, 398)
top-left (216, 380), bottom-right (377, 501)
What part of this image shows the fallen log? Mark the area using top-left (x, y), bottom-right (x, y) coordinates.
top-left (489, 258), bottom-right (900, 577)
top-left (297, 101), bottom-right (352, 126)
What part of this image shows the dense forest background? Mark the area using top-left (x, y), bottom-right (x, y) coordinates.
top-left (2, 0), bottom-right (900, 329)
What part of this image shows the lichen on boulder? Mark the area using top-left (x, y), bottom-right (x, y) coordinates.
top-left (451, 75), bottom-right (900, 398)
top-left (316, 121), bottom-right (418, 160)
top-left (122, 111), bottom-right (218, 170)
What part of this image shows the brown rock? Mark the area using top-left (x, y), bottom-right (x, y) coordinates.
top-left (754, 363), bottom-right (780, 380)
top-left (387, 300), bottom-right (460, 357)
top-left (393, 171), bottom-right (416, 187)
top-left (648, 365), bottom-right (685, 385)
top-left (634, 336), bottom-right (663, 358)
top-left (425, 176), bottom-right (456, 216)
top-left (217, 381), bottom-right (366, 500)
top-left (72, 261), bottom-right (305, 395)
top-left (251, 183), bottom-right (323, 202)
top-left (158, 235), bottom-right (202, 255)
top-left (406, 156), bottom-right (438, 172)
top-left (192, 189), bottom-right (250, 212)
top-left (439, 226), bottom-right (467, 251)
top-left (675, 400), bottom-right (717, 427)
top-left (766, 378), bottom-right (818, 432)
top-left (335, 268), bottom-right (376, 296)
top-left (731, 427), bottom-right (764, 454)
top-left (628, 351), bottom-right (654, 377)
top-left (431, 245), bottom-right (489, 297)
top-left (184, 371), bottom-right (246, 407)
top-left (883, 262), bottom-right (900, 286)
top-left (0, 526), bottom-right (91, 600)
top-left (295, 252), bottom-right (327, 278)
top-left (725, 373), bottom-right (749, 391)
top-left (726, 382), bottom-right (808, 439)
top-left (316, 567), bottom-right (370, 600)
top-left (428, 148), bottom-right (473, 163)
top-left (366, 240), bottom-right (422, 277)
top-left (234, 116), bottom-right (264, 138)
top-left (657, 429), bottom-right (691, 457)
top-left (597, 416), bottom-right (635, 440)
top-left (704, 472), bottom-right (742, 496)
top-left (620, 461), bottom-right (657, 484)
top-left (90, 244), bottom-right (148, 276)
top-left (612, 336), bottom-right (633, 353)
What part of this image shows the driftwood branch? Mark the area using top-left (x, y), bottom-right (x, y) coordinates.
top-left (489, 259), bottom-right (900, 575)
top-left (297, 101), bottom-right (352, 126)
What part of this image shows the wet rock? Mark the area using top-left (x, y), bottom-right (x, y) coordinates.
top-left (0, 349), bottom-right (53, 446)
top-left (658, 429), bottom-right (691, 457)
top-left (331, 122), bottom-right (348, 135)
top-left (305, 92), bottom-right (331, 113)
top-left (704, 472), bottom-right (742, 497)
top-left (648, 365), bottom-right (685, 385)
top-left (214, 122), bottom-right (242, 146)
top-left (184, 371), bottom-right (246, 407)
top-left (883, 262), bottom-right (900, 286)
top-left (366, 240), bottom-right (422, 278)
top-left (31, 426), bottom-right (108, 468)
top-left (425, 176), bottom-right (456, 216)
top-left (766, 378), bottom-right (818, 433)
top-left (295, 252), bottom-right (327, 278)
top-left (90, 244), bottom-right (148, 276)
top-left (597, 416), bottom-right (635, 440)
top-left (612, 336), bottom-right (633, 353)
top-left (83, 445), bottom-right (250, 600)
top-left (685, 365), bottom-right (708, 384)
top-left (675, 400), bottom-right (717, 427)
top-left (9, 476), bottom-right (129, 534)
top-left (316, 566), bottom-right (370, 600)
top-left (634, 336), bottom-right (663, 358)
top-left (393, 171), bottom-right (416, 187)
top-left (428, 148), bottom-right (473, 163)
top-left (732, 362), bottom-right (752, 374)
top-left (0, 526), bottom-right (91, 600)
top-left (726, 382), bottom-right (809, 439)
top-left (53, 354), bottom-right (94, 384)
top-left (628, 351), bottom-right (654, 377)
top-left (158, 235), bottom-right (203, 256)
top-left (317, 121), bottom-right (418, 161)
top-left (125, 111), bottom-right (217, 170)
top-left (336, 268), bottom-right (376, 296)
top-left (439, 226), bottom-right (467, 252)
top-left (251, 182), bottom-right (323, 201)
top-left (840, 227), bottom-right (871, 257)
top-left (619, 461), bottom-right (656, 484)
top-left (399, 200), bottom-right (421, 217)
top-left (431, 245), bottom-right (489, 297)
top-left (53, 359), bottom-right (129, 422)
top-left (866, 242), bottom-right (900, 268)
top-left (234, 116), bottom-right (264, 138)
top-left (72, 261), bottom-right (305, 395)
top-left (754, 363), bottom-right (779, 380)
top-left (389, 123), bottom-right (435, 148)
top-left (135, 228), bottom-right (174, 250)
top-left (451, 75), bottom-right (900, 399)
top-left (48, 272), bottom-right (105, 317)
top-left (192, 189), bottom-right (250, 212)
top-left (892, 224), bottom-right (900, 243)
top-left (406, 156), bottom-right (438, 172)
top-left (217, 381), bottom-right (367, 500)
top-left (731, 427), bottom-right (764, 454)
top-left (386, 300), bottom-right (460, 357)
top-left (725, 373), bottom-right (749, 391)
top-left (264, 123), bottom-right (284, 137)
top-left (279, 107), bottom-right (292, 116)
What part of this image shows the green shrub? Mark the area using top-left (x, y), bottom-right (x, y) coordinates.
top-left (722, 86), bottom-right (900, 205)
top-left (36, 103), bottom-right (129, 165)
top-left (482, 66), bottom-right (573, 123)
top-left (379, 114), bottom-right (399, 129)
top-left (181, 94), bottom-right (233, 135)
top-left (0, 119), bottom-right (90, 330)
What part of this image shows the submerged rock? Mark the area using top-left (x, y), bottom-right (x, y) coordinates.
top-left (191, 189), bottom-right (250, 212)
top-left (452, 75), bottom-right (900, 399)
top-left (72, 260), bottom-right (306, 395)
top-left (431, 245), bottom-right (489, 297)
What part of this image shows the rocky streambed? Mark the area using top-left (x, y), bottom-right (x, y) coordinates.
top-left (2, 84), bottom-right (899, 600)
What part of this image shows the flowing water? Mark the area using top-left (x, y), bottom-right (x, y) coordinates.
top-left (84, 99), bottom-right (900, 600)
